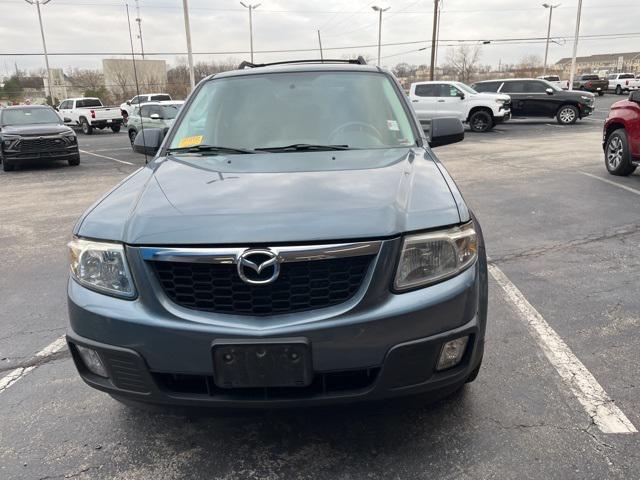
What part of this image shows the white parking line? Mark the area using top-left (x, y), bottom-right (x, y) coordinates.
top-left (580, 171), bottom-right (640, 196)
top-left (79, 149), bottom-right (134, 165)
top-left (0, 336), bottom-right (67, 394)
top-left (489, 264), bottom-right (637, 434)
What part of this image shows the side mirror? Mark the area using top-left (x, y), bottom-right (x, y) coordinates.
top-left (149, 113), bottom-right (161, 120)
top-left (545, 88), bottom-right (554, 95)
top-left (629, 91), bottom-right (640, 103)
top-left (458, 92), bottom-right (465, 100)
top-left (426, 117), bottom-right (464, 148)
top-left (63, 117), bottom-right (72, 123)
top-left (133, 128), bottom-right (165, 155)
top-left (126, 101), bottom-right (131, 106)
top-left (54, 106), bottom-right (59, 111)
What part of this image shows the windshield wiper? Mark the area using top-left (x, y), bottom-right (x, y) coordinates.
top-left (254, 143), bottom-right (350, 152)
top-left (166, 144), bottom-right (256, 155)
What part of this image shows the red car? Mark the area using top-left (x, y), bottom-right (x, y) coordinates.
top-left (604, 91), bottom-right (640, 176)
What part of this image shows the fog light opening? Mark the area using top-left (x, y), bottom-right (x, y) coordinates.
top-left (436, 336), bottom-right (469, 371)
top-left (76, 345), bottom-right (108, 378)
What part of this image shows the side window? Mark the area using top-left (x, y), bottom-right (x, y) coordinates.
top-left (59, 101), bottom-right (68, 109)
top-left (443, 84), bottom-right (461, 97)
top-left (525, 81), bottom-right (548, 93)
top-left (414, 84), bottom-right (438, 97)
top-left (139, 105), bottom-right (150, 118)
top-left (501, 81), bottom-right (526, 93)
top-left (130, 96), bottom-right (139, 105)
top-left (473, 82), bottom-right (500, 93)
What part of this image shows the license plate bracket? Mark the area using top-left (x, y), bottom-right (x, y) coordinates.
top-left (212, 339), bottom-right (312, 388)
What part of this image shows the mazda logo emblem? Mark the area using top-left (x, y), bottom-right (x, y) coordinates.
top-left (237, 249), bottom-right (280, 285)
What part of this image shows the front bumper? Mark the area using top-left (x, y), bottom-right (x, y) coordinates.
top-left (67, 235), bottom-right (488, 408)
top-left (2, 147), bottom-right (79, 162)
top-left (494, 109), bottom-right (511, 123)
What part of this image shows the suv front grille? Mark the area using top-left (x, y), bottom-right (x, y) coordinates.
top-left (151, 255), bottom-right (374, 316)
top-left (18, 136), bottom-right (66, 152)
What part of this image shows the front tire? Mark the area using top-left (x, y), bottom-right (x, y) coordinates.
top-left (2, 159), bottom-right (15, 171)
top-left (605, 129), bottom-right (636, 176)
top-left (128, 129), bottom-right (138, 148)
top-left (615, 85), bottom-right (622, 95)
top-left (68, 155), bottom-right (80, 166)
top-left (111, 124), bottom-right (121, 133)
top-left (80, 118), bottom-right (93, 135)
top-left (468, 110), bottom-right (494, 132)
top-left (556, 105), bottom-right (578, 125)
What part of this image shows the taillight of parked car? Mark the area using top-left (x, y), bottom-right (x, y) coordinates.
top-left (586, 81), bottom-right (592, 88)
top-left (91, 110), bottom-right (96, 119)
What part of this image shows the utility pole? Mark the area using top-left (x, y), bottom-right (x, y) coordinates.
top-left (429, 0), bottom-right (440, 80)
top-left (240, 2), bottom-right (261, 63)
top-left (181, 0), bottom-right (195, 91)
top-left (25, 0), bottom-right (54, 105)
top-left (317, 29), bottom-right (323, 60)
top-left (372, 6), bottom-right (390, 67)
top-left (568, 0), bottom-right (582, 91)
top-left (542, 3), bottom-right (560, 76)
top-left (433, 0), bottom-right (442, 74)
top-left (135, 0), bottom-right (145, 59)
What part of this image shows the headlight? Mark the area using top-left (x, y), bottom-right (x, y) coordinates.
top-left (581, 95), bottom-right (591, 101)
top-left (68, 237), bottom-right (136, 298)
top-left (495, 98), bottom-right (506, 104)
top-left (2, 135), bottom-right (20, 147)
top-left (394, 222), bottom-right (477, 291)
top-left (63, 131), bottom-right (77, 143)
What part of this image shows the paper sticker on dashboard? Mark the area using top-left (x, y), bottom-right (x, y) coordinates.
top-left (387, 120), bottom-right (399, 131)
top-left (178, 135), bottom-right (204, 148)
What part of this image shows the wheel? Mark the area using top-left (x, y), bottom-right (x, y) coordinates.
top-left (465, 356), bottom-right (483, 383)
top-left (111, 124), bottom-right (121, 133)
top-left (128, 129), bottom-right (138, 147)
top-left (468, 110), bottom-right (494, 132)
top-left (80, 118), bottom-right (93, 135)
top-left (68, 155), bottom-right (80, 166)
top-left (598, 91), bottom-right (605, 96)
top-left (605, 129), bottom-right (636, 176)
top-left (2, 159), bottom-right (14, 171)
top-left (121, 111), bottom-right (128, 126)
top-left (556, 105), bottom-right (578, 125)
top-left (615, 85), bottom-right (622, 95)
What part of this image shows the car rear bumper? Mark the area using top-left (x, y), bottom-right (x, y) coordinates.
top-left (67, 247), bottom-right (488, 408)
top-left (89, 119), bottom-right (123, 127)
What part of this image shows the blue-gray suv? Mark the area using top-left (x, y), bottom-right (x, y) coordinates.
top-left (67, 59), bottom-right (488, 409)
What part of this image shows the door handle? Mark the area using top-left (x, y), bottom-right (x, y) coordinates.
top-left (437, 100), bottom-right (445, 102)
top-left (411, 100), bottom-right (419, 103)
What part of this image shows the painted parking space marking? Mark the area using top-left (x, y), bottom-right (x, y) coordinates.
top-left (580, 171), bottom-right (640, 196)
top-left (79, 149), bottom-right (135, 165)
top-left (0, 336), bottom-right (67, 394)
top-left (489, 263), bottom-right (637, 434)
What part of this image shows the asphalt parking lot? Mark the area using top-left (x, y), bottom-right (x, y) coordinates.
top-left (2, 93), bottom-right (639, 479)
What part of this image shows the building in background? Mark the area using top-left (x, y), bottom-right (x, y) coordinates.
top-left (555, 51), bottom-right (640, 77)
top-left (102, 59), bottom-right (167, 102)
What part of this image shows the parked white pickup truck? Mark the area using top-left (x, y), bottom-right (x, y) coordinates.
top-left (409, 81), bottom-right (511, 132)
top-left (57, 97), bottom-right (123, 134)
top-left (607, 73), bottom-right (640, 95)
top-left (537, 75), bottom-right (566, 90)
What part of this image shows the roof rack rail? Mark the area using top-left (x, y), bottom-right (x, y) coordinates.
top-left (237, 57), bottom-right (367, 69)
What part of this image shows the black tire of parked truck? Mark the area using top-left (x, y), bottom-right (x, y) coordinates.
top-left (605, 128), bottom-right (636, 176)
top-left (556, 105), bottom-right (579, 125)
top-left (468, 109), bottom-right (494, 132)
top-left (68, 156), bottom-right (80, 166)
top-left (80, 118), bottom-right (93, 135)
top-left (615, 85), bottom-right (623, 95)
top-left (111, 125), bottom-right (121, 133)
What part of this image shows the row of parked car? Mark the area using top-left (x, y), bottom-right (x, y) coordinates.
top-left (409, 77), bottom-right (595, 132)
top-left (538, 73), bottom-right (640, 95)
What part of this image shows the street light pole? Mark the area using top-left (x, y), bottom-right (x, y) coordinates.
top-left (240, 2), bottom-right (261, 63)
top-left (429, 0), bottom-right (440, 80)
top-left (181, 0), bottom-right (195, 91)
top-left (372, 6), bottom-right (390, 67)
top-left (542, 3), bottom-right (560, 76)
top-left (25, 0), bottom-right (54, 105)
top-left (317, 30), bottom-right (323, 60)
top-left (568, 0), bottom-right (583, 91)
top-left (135, 0), bottom-right (145, 59)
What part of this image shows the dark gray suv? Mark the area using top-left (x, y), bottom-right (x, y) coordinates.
top-left (66, 60), bottom-right (488, 409)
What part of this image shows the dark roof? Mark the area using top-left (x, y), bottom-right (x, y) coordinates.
top-left (211, 62), bottom-right (382, 81)
top-left (555, 52), bottom-right (640, 65)
top-left (474, 78), bottom-right (538, 83)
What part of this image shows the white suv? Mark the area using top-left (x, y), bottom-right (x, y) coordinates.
top-left (120, 93), bottom-right (172, 122)
top-left (409, 81), bottom-right (511, 132)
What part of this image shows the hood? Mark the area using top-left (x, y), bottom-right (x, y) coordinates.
top-left (470, 92), bottom-right (510, 102)
top-left (77, 149), bottom-right (463, 245)
top-left (1, 123), bottom-right (71, 136)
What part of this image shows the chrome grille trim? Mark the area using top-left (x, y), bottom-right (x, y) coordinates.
top-left (139, 241), bottom-right (382, 265)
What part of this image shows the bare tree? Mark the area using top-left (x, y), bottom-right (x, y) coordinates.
top-left (445, 45), bottom-right (482, 83)
top-left (515, 55), bottom-right (543, 77)
top-left (68, 68), bottom-right (104, 91)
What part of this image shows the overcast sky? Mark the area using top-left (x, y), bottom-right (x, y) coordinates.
top-left (0, 0), bottom-right (638, 76)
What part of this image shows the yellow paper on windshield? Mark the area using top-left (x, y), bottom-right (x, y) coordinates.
top-left (178, 135), bottom-right (204, 148)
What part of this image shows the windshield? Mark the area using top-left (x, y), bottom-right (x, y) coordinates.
top-left (454, 82), bottom-right (478, 94)
top-left (169, 71), bottom-right (417, 152)
top-left (1, 107), bottom-right (61, 126)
